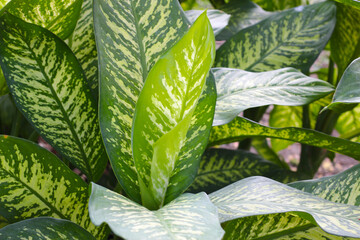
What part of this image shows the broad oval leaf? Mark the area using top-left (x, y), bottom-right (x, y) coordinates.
top-left (185, 10), bottom-right (230, 36)
top-left (89, 183), bottom-right (224, 240)
top-left (215, 2), bottom-right (336, 72)
top-left (0, 135), bottom-right (107, 238)
top-left (210, 176), bottom-right (360, 238)
top-left (213, 67), bottom-right (334, 125)
top-left (0, 14), bottom-right (107, 181)
top-left (132, 12), bottom-right (215, 209)
top-left (94, 0), bottom-right (190, 203)
top-left (0, 217), bottom-right (96, 240)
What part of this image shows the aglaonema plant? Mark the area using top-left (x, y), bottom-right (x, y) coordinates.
top-left (0, 0), bottom-right (360, 239)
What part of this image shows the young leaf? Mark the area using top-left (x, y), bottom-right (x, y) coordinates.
top-left (210, 176), bottom-right (360, 238)
top-left (0, 135), bottom-right (107, 238)
top-left (215, 2), bottom-right (336, 72)
top-left (94, 0), bottom-right (190, 203)
top-left (185, 10), bottom-right (230, 36)
top-left (89, 183), bottom-right (224, 240)
top-left (0, 13), bottom-right (108, 181)
top-left (0, 217), bottom-right (96, 240)
top-left (209, 117), bottom-right (360, 161)
top-left (132, 12), bottom-right (215, 209)
top-left (213, 67), bottom-right (334, 125)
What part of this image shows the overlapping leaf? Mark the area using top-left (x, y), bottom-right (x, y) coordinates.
top-left (209, 117), bottom-right (360, 161)
top-left (0, 135), bottom-right (107, 238)
top-left (334, 0), bottom-right (360, 10)
top-left (0, 14), bottom-right (107, 181)
top-left (89, 183), bottom-right (224, 240)
top-left (132, 12), bottom-right (215, 209)
top-left (0, 217), bottom-right (96, 239)
top-left (0, 69), bottom-right (7, 96)
top-left (215, 2), bottom-right (336, 72)
top-left (210, 176), bottom-right (360, 238)
top-left (94, 0), bottom-right (190, 203)
top-left (336, 104), bottom-right (360, 142)
top-left (252, 0), bottom-right (304, 11)
top-left (213, 67), bottom-right (333, 125)
top-left (186, 10), bottom-right (230, 36)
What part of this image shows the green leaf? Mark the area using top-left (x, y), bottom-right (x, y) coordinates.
top-left (333, 0), bottom-right (360, 10)
top-left (336, 104), bottom-right (360, 142)
top-left (1, 0), bottom-right (83, 39)
top-left (0, 217), bottom-right (96, 239)
top-left (252, 0), bottom-right (304, 11)
top-left (209, 117), bottom-right (360, 161)
top-left (89, 183), bottom-right (224, 240)
top-left (188, 148), bottom-right (298, 194)
top-left (0, 215), bottom-right (8, 229)
top-left (213, 67), bottom-right (334, 126)
top-left (215, 2), bottom-right (336, 72)
top-left (94, 0), bottom-right (190, 203)
top-left (216, 0), bottom-right (273, 41)
top-left (0, 14), bottom-right (107, 181)
top-left (210, 176), bottom-right (360, 238)
top-left (186, 10), bottom-right (230, 36)
top-left (132, 12), bottom-right (215, 209)
top-left (0, 69), bottom-right (8, 96)
top-left (0, 135), bottom-right (107, 238)
top-left (0, 0), bottom-right (11, 9)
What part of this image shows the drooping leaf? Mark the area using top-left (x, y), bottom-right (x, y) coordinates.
top-left (0, 13), bottom-right (107, 181)
top-left (0, 217), bottom-right (96, 240)
top-left (186, 10), bottom-right (230, 36)
top-left (1, 0), bottom-right (83, 39)
top-left (209, 117), bottom-right (360, 161)
top-left (252, 0), bottom-right (304, 11)
top-left (132, 12), bottom-right (215, 209)
top-left (94, 0), bottom-right (190, 203)
top-left (0, 135), bottom-right (107, 238)
top-left (215, 2), bottom-right (336, 72)
top-left (188, 148), bottom-right (298, 194)
top-left (333, 0), bottom-right (360, 10)
top-left (210, 176), bottom-right (360, 238)
top-left (216, 0), bottom-right (273, 41)
top-left (336, 104), bottom-right (360, 142)
top-left (89, 183), bottom-right (224, 240)
top-left (213, 67), bottom-right (334, 126)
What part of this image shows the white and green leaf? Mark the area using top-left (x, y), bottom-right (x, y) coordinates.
top-left (89, 183), bottom-right (224, 240)
top-left (0, 13), bottom-right (108, 181)
top-left (185, 10), bottom-right (230, 36)
top-left (213, 67), bottom-right (334, 126)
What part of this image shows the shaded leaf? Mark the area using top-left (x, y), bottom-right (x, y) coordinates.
top-left (252, 0), bottom-right (304, 11)
top-left (186, 10), bottom-right (230, 36)
top-left (333, 0), bottom-right (360, 10)
top-left (0, 69), bottom-right (7, 96)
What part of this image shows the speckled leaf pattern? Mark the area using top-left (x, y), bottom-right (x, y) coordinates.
top-left (185, 10), bottom-right (230, 36)
top-left (94, 0), bottom-right (190, 203)
top-left (188, 148), bottom-right (298, 194)
top-left (0, 217), bottom-right (96, 240)
top-left (209, 117), bottom-right (360, 161)
top-left (213, 67), bottom-right (333, 125)
top-left (210, 176), bottom-right (360, 238)
top-left (0, 136), bottom-right (107, 239)
top-left (334, 0), bottom-right (360, 10)
top-left (0, 14), bottom-right (108, 181)
top-left (2, 0), bottom-right (82, 39)
top-left (215, 2), bottom-right (336, 72)
top-left (68, 0), bottom-right (98, 99)
top-left (132, 12), bottom-right (215, 208)
top-left (89, 183), bottom-right (224, 240)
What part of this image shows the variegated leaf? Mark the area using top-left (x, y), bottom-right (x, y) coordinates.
top-left (89, 183), bottom-right (224, 240)
top-left (210, 176), bottom-right (360, 238)
top-left (185, 10), bottom-right (230, 36)
top-left (0, 0), bottom-right (10, 9)
top-left (213, 67), bottom-right (333, 125)
top-left (252, 0), bottom-right (305, 11)
top-left (0, 217), bottom-right (96, 239)
top-left (209, 117), bottom-right (360, 161)
top-left (334, 0), bottom-right (360, 10)
top-left (94, 0), bottom-right (190, 203)
top-left (336, 104), bottom-right (360, 142)
top-left (0, 13), bottom-right (107, 181)
top-left (1, 0), bottom-right (82, 39)
top-left (215, 2), bottom-right (336, 72)
top-left (0, 135), bottom-right (107, 239)
top-left (132, 12), bottom-right (215, 209)
top-left (188, 148), bottom-right (298, 194)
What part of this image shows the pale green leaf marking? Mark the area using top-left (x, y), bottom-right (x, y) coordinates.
top-left (333, 0), bottom-right (360, 10)
top-left (336, 104), bottom-right (360, 142)
top-left (185, 10), bottom-right (230, 36)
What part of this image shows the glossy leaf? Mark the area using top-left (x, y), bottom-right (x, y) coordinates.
top-left (89, 183), bottom-right (224, 240)
top-left (0, 14), bottom-right (107, 181)
top-left (209, 117), bottom-right (360, 161)
top-left (0, 217), bottom-right (96, 240)
top-left (94, 0), bottom-right (190, 203)
top-left (132, 12), bottom-right (215, 209)
top-left (334, 0), bottom-right (360, 10)
top-left (210, 176), bottom-right (360, 238)
top-left (0, 135), bottom-right (107, 238)
top-left (213, 67), bottom-right (334, 126)
top-left (215, 2), bottom-right (336, 72)
top-left (1, 0), bottom-right (82, 39)
top-left (186, 10), bottom-right (230, 36)
top-left (188, 148), bottom-right (298, 194)
top-left (0, 0), bottom-right (10, 9)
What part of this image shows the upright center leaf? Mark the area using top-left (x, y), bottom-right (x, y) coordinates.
top-left (132, 12), bottom-right (215, 209)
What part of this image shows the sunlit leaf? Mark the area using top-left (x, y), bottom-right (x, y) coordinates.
top-left (186, 10), bottom-right (230, 36)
